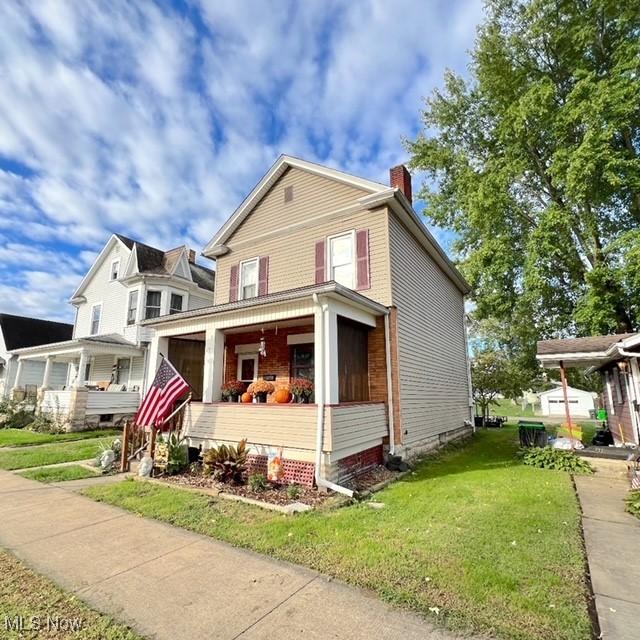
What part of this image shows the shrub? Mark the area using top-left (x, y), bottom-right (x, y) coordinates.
top-left (286, 484), bottom-right (302, 500)
top-left (520, 447), bottom-right (594, 474)
top-left (248, 473), bottom-right (268, 492)
top-left (202, 439), bottom-right (248, 484)
top-left (28, 413), bottom-right (64, 434)
top-left (625, 490), bottom-right (640, 520)
top-left (165, 434), bottom-right (188, 475)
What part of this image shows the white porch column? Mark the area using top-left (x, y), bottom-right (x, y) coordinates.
top-left (12, 358), bottom-right (24, 391)
top-left (203, 327), bottom-right (224, 403)
top-left (41, 356), bottom-right (54, 390)
top-left (74, 351), bottom-right (88, 388)
top-left (145, 334), bottom-right (169, 393)
top-left (323, 304), bottom-right (340, 404)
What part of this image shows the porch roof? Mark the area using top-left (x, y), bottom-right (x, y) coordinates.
top-left (141, 281), bottom-right (389, 328)
top-left (11, 334), bottom-right (144, 361)
top-left (536, 332), bottom-right (639, 368)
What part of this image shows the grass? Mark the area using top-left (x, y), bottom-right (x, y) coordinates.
top-left (0, 549), bottom-right (142, 639)
top-left (84, 426), bottom-right (592, 640)
top-left (0, 429), bottom-right (120, 448)
top-left (19, 464), bottom-right (100, 483)
top-left (625, 490), bottom-right (640, 520)
top-left (0, 437), bottom-right (114, 471)
top-left (493, 398), bottom-right (536, 417)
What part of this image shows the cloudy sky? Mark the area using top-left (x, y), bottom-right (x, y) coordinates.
top-left (0, 0), bottom-right (483, 322)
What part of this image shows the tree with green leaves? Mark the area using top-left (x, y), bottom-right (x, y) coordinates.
top-left (409, 0), bottom-right (640, 379)
top-left (471, 349), bottom-right (524, 420)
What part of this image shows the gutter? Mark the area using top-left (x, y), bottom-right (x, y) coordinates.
top-left (312, 293), bottom-right (354, 498)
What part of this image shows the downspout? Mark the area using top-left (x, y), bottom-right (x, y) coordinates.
top-left (312, 294), bottom-right (354, 498)
top-left (384, 312), bottom-right (396, 455)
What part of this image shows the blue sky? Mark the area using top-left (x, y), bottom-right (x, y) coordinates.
top-left (0, 0), bottom-right (483, 322)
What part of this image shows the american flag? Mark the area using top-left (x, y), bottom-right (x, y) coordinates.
top-left (135, 358), bottom-right (189, 427)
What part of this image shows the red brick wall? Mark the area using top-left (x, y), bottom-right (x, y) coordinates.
top-left (223, 323), bottom-right (314, 400)
top-left (336, 445), bottom-right (384, 481)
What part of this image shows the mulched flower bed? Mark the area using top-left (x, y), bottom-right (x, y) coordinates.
top-left (161, 464), bottom-right (401, 507)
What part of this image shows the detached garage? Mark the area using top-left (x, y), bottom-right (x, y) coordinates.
top-left (539, 385), bottom-right (597, 418)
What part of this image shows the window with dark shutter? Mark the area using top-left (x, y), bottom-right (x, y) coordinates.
top-left (258, 256), bottom-right (269, 296)
top-left (315, 239), bottom-right (326, 284)
top-left (229, 264), bottom-right (239, 302)
top-left (355, 228), bottom-right (370, 290)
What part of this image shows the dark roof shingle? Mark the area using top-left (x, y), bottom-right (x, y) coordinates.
top-left (537, 333), bottom-right (637, 356)
top-left (0, 314), bottom-right (73, 351)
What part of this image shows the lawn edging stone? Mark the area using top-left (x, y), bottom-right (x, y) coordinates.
top-left (136, 476), bottom-right (312, 515)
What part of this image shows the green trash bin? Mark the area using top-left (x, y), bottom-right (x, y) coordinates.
top-left (518, 420), bottom-right (547, 447)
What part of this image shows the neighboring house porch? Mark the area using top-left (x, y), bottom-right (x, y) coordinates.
top-left (145, 282), bottom-right (395, 486)
top-left (10, 335), bottom-right (145, 430)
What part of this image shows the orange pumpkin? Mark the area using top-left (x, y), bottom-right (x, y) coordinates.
top-left (241, 392), bottom-right (253, 403)
top-left (274, 388), bottom-right (292, 404)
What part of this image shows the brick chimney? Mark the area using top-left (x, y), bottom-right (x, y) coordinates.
top-left (188, 249), bottom-right (196, 263)
top-left (390, 164), bottom-right (412, 203)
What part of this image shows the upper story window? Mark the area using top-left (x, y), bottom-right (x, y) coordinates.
top-left (126, 290), bottom-right (138, 326)
top-left (240, 258), bottom-right (258, 300)
top-left (170, 293), bottom-right (184, 314)
top-left (145, 290), bottom-right (162, 319)
top-left (328, 232), bottom-right (355, 288)
top-left (90, 303), bottom-right (102, 335)
top-left (110, 259), bottom-right (120, 281)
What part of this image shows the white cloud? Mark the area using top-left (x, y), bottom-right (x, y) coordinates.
top-left (0, 0), bottom-right (482, 322)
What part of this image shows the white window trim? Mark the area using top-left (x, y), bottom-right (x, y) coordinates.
top-left (110, 259), bottom-right (120, 281)
top-left (239, 256), bottom-right (259, 300)
top-left (89, 302), bottom-right (102, 336)
top-left (125, 288), bottom-right (140, 326)
top-left (327, 230), bottom-right (356, 288)
top-left (237, 353), bottom-right (258, 382)
top-left (144, 289), bottom-right (162, 320)
top-left (114, 356), bottom-right (132, 387)
top-left (169, 289), bottom-right (186, 314)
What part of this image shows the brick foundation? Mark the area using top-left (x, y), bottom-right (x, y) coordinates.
top-left (247, 454), bottom-right (316, 487)
top-left (336, 444), bottom-right (384, 482)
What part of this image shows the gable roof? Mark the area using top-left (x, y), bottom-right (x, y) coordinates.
top-left (202, 154), bottom-right (470, 294)
top-left (203, 155), bottom-right (388, 256)
top-left (0, 313), bottom-right (73, 351)
top-left (72, 235), bottom-right (215, 301)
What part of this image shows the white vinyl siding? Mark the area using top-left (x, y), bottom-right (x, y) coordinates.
top-left (388, 212), bottom-right (470, 449)
top-left (188, 294), bottom-right (212, 310)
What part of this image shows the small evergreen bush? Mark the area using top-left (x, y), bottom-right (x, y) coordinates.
top-left (248, 473), bottom-right (268, 492)
top-left (286, 484), bottom-right (302, 500)
top-left (520, 447), bottom-right (593, 474)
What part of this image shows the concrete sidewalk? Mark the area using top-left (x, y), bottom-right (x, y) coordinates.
top-left (575, 475), bottom-right (640, 640)
top-left (0, 471), bottom-right (462, 640)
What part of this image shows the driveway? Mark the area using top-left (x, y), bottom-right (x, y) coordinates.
top-left (0, 471), bottom-right (464, 640)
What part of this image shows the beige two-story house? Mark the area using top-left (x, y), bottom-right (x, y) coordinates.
top-left (143, 155), bottom-right (473, 489)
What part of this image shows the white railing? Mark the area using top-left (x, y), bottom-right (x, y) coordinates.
top-left (86, 391), bottom-right (141, 414)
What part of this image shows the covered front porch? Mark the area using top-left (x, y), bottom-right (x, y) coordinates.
top-left (10, 335), bottom-right (145, 430)
top-left (146, 283), bottom-right (394, 485)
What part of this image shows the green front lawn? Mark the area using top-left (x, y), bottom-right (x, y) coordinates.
top-left (84, 427), bottom-right (592, 640)
top-left (0, 549), bottom-right (142, 639)
top-left (493, 398), bottom-right (536, 417)
top-left (0, 438), bottom-right (114, 471)
top-left (19, 464), bottom-right (100, 483)
top-left (0, 428), bottom-right (120, 448)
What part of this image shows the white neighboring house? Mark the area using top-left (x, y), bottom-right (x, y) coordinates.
top-left (9, 234), bottom-right (215, 429)
top-left (538, 385), bottom-right (597, 418)
top-left (0, 314), bottom-right (73, 400)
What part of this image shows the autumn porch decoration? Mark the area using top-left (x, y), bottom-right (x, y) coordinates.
top-left (290, 378), bottom-right (314, 403)
top-left (273, 386), bottom-right (292, 404)
top-left (221, 380), bottom-right (245, 403)
top-left (247, 379), bottom-right (275, 403)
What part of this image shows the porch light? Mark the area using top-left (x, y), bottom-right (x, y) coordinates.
top-left (618, 360), bottom-right (629, 373)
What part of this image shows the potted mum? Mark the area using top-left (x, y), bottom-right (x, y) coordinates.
top-left (247, 379), bottom-right (275, 403)
top-left (290, 378), bottom-right (314, 403)
top-left (221, 380), bottom-right (245, 403)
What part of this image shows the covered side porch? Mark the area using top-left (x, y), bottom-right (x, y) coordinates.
top-left (145, 283), bottom-right (394, 486)
top-left (537, 332), bottom-right (640, 446)
top-left (10, 335), bottom-right (145, 430)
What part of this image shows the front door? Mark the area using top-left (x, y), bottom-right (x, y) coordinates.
top-left (238, 354), bottom-right (258, 384)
